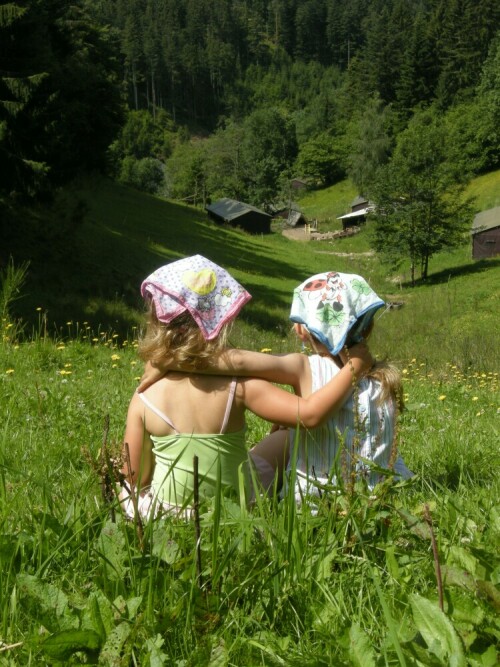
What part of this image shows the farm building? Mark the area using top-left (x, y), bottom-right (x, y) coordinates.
top-left (290, 177), bottom-right (308, 192)
top-left (206, 198), bottom-right (271, 234)
top-left (272, 203), bottom-right (307, 227)
top-left (471, 206), bottom-right (500, 259)
top-left (337, 195), bottom-right (375, 230)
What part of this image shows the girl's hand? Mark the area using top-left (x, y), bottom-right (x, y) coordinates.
top-left (137, 360), bottom-right (168, 393)
top-left (339, 342), bottom-right (374, 374)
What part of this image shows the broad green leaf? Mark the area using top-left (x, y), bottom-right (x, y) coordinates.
top-left (126, 595), bottom-right (143, 620)
top-left (16, 573), bottom-right (77, 631)
top-left (441, 565), bottom-right (476, 592)
top-left (349, 623), bottom-right (376, 667)
top-left (81, 590), bottom-right (115, 640)
top-left (144, 634), bottom-right (169, 667)
top-left (40, 629), bottom-right (101, 660)
top-left (96, 520), bottom-right (128, 581)
top-left (476, 580), bottom-right (500, 612)
top-left (98, 621), bottom-right (131, 667)
top-left (468, 645), bottom-right (498, 667)
top-left (447, 546), bottom-right (478, 576)
top-left (152, 529), bottom-right (180, 564)
top-left (208, 639), bottom-right (228, 667)
top-left (398, 508), bottom-right (432, 540)
top-left (448, 591), bottom-right (484, 626)
top-left (410, 594), bottom-right (465, 666)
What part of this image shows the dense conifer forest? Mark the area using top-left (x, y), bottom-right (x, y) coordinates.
top-left (1, 1), bottom-right (499, 276)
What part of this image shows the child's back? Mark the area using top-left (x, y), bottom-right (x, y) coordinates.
top-left (129, 373), bottom-right (247, 508)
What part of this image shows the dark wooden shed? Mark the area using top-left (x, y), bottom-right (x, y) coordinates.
top-left (471, 207), bottom-right (500, 259)
top-left (206, 198), bottom-right (271, 235)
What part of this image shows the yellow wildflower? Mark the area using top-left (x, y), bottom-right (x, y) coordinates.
top-left (438, 395), bottom-right (446, 401)
top-left (6, 369), bottom-right (14, 375)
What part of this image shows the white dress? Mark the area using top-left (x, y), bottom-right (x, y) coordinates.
top-left (286, 355), bottom-right (413, 501)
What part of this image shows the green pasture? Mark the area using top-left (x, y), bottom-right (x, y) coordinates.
top-left (0, 172), bottom-right (499, 664)
top-left (5, 171), bottom-right (500, 374)
top-left (0, 325), bottom-right (498, 665)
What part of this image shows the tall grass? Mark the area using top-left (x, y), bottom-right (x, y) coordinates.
top-left (1, 173), bottom-right (498, 662)
top-left (0, 327), bottom-right (498, 664)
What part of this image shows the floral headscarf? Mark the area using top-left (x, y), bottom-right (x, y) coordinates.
top-left (290, 271), bottom-right (385, 355)
top-left (141, 255), bottom-right (251, 340)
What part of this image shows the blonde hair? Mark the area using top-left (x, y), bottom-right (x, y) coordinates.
top-left (138, 305), bottom-right (230, 370)
top-left (304, 324), bottom-right (404, 411)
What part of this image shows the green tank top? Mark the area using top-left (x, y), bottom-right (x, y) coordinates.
top-left (150, 429), bottom-right (247, 507)
top-left (138, 381), bottom-right (247, 508)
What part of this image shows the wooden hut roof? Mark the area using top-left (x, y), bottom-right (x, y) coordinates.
top-left (471, 207), bottom-right (500, 235)
top-left (206, 198), bottom-right (270, 222)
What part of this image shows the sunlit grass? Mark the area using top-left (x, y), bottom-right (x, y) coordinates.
top-left (0, 325), bottom-right (498, 664)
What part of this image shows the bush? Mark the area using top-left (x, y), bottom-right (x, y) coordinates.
top-left (118, 157), bottom-right (165, 194)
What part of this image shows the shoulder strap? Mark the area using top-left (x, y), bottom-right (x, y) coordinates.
top-left (138, 392), bottom-right (179, 434)
top-left (220, 378), bottom-right (237, 434)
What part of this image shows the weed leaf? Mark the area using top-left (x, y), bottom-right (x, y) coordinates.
top-left (410, 593), bottom-right (466, 666)
top-left (16, 573), bottom-right (77, 631)
top-left (81, 590), bottom-right (115, 640)
top-left (96, 520), bottom-right (128, 581)
top-left (349, 623), bottom-right (376, 667)
top-left (40, 629), bottom-right (101, 660)
top-left (397, 508), bottom-right (432, 540)
top-left (98, 621), bottom-right (131, 666)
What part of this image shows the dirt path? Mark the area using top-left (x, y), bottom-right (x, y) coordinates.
top-left (281, 228), bottom-right (374, 257)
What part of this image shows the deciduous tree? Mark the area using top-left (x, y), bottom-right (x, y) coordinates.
top-left (369, 109), bottom-right (472, 284)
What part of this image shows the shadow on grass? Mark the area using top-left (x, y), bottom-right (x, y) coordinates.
top-left (402, 257), bottom-right (500, 288)
top-left (2, 180), bottom-right (305, 336)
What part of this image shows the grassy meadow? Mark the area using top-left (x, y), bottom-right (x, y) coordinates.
top-left (0, 173), bottom-right (499, 665)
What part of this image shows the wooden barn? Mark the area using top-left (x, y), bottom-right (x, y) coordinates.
top-left (471, 207), bottom-right (500, 259)
top-left (272, 203), bottom-right (306, 227)
top-left (337, 195), bottom-right (375, 230)
top-left (206, 198), bottom-right (271, 234)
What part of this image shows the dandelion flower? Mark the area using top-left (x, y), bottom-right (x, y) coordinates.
top-left (471, 396), bottom-right (479, 401)
top-left (260, 348), bottom-right (272, 353)
top-left (111, 354), bottom-right (120, 361)
top-left (6, 369), bottom-right (14, 375)
top-left (438, 395), bottom-right (446, 401)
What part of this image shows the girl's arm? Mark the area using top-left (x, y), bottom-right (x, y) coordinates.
top-left (122, 393), bottom-right (154, 488)
top-left (137, 344), bottom-right (372, 393)
top-left (137, 350), bottom-right (307, 392)
top-left (241, 351), bottom-right (367, 429)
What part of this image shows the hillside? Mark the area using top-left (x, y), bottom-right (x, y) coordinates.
top-left (3, 171), bottom-right (499, 370)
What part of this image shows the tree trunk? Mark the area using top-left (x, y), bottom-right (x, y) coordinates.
top-left (151, 69), bottom-right (156, 120)
top-left (132, 64), bottom-right (138, 110)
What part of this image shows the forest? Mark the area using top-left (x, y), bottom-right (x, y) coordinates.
top-left (1, 0), bottom-right (500, 278)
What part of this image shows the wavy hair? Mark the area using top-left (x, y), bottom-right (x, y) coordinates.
top-left (138, 304), bottom-right (231, 371)
top-left (305, 322), bottom-right (404, 411)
